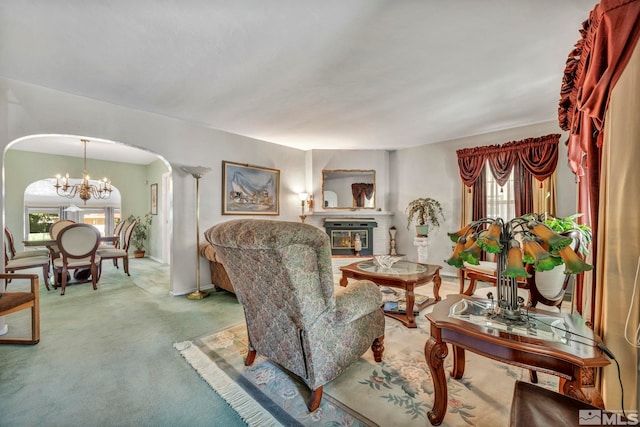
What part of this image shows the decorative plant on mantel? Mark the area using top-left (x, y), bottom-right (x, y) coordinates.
top-left (127, 213), bottom-right (152, 257)
top-left (405, 197), bottom-right (445, 237)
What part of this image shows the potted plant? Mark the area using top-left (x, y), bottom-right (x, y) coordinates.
top-left (526, 213), bottom-right (592, 301)
top-left (405, 197), bottom-right (445, 237)
top-left (127, 213), bottom-right (152, 258)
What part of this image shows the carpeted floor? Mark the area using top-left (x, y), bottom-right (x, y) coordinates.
top-left (174, 280), bottom-right (560, 427)
top-left (0, 258), bottom-right (247, 427)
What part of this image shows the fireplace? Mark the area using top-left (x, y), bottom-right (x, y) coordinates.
top-left (323, 218), bottom-right (378, 256)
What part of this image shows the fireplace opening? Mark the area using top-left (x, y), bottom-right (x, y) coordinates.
top-left (323, 218), bottom-right (378, 256)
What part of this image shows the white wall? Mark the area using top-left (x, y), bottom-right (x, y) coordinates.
top-left (0, 77), bottom-right (578, 289)
top-left (392, 122), bottom-right (577, 277)
top-left (0, 78), bottom-right (306, 295)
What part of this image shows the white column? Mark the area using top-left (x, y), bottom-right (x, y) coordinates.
top-left (413, 237), bottom-right (430, 264)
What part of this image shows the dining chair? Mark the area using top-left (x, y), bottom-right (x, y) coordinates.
top-left (98, 219), bottom-right (127, 268)
top-left (47, 219), bottom-right (76, 262)
top-left (0, 273), bottom-right (40, 344)
top-left (49, 219), bottom-right (76, 240)
top-left (4, 227), bottom-right (49, 259)
top-left (52, 223), bottom-right (102, 295)
top-left (98, 220), bottom-right (137, 276)
top-left (4, 245), bottom-right (51, 291)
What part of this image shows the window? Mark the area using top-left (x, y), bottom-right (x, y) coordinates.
top-left (23, 179), bottom-right (121, 238)
top-left (27, 207), bottom-right (61, 235)
top-left (486, 162), bottom-right (515, 220)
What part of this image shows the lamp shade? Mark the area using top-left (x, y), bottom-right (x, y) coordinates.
top-left (181, 166), bottom-right (211, 179)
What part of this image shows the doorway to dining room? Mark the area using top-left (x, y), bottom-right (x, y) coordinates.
top-left (3, 134), bottom-right (173, 266)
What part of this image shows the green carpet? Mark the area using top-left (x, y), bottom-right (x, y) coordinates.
top-left (0, 258), bottom-right (247, 427)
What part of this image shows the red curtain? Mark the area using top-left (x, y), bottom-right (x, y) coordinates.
top-left (351, 183), bottom-right (374, 207)
top-left (557, 0), bottom-right (640, 316)
top-left (456, 134), bottom-right (560, 217)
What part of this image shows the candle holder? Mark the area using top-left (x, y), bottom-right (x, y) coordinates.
top-left (389, 226), bottom-right (397, 255)
top-left (298, 192), bottom-right (309, 223)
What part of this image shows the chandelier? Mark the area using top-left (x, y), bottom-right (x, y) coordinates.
top-left (54, 139), bottom-right (112, 204)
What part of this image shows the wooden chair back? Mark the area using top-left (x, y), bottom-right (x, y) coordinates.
top-left (121, 220), bottom-right (138, 252)
top-left (49, 219), bottom-right (75, 240)
top-left (4, 227), bottom-right (18, 259)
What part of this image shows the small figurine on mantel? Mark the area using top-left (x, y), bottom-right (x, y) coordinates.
top-left (354, 234), bottom-right (362, 256)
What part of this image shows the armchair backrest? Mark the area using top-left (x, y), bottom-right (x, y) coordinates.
top-left (206, 219), bottom-right (336, 373)
top-left (206, 219), bottom-right (336, 326)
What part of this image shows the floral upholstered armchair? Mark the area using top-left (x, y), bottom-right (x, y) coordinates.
top-left (205, 219), bottom-right (385, 411)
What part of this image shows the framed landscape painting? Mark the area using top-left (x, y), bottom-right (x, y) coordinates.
top-left (222, 161), bottom-right (280, 215)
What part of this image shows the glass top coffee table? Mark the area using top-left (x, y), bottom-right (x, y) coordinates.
top-left (339, 259), bottom-right (442, 328)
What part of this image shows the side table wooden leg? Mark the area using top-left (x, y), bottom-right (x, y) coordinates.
top-left (562, 367), bottom-right (605, 408)
top-left (432, 270), bottom-right (442, 303)
top-left (425, 329), bottom-right (448, 425)
top-left (451, 345), bottom-right (465, 379)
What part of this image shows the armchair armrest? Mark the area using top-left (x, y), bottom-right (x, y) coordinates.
top-left (0, 273), bottom-right (39, 295)
top-left (334, 280), bottom-right (382, 323)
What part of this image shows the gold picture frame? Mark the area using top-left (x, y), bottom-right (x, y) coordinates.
top-left (222, 161), bottom-right (280, 215)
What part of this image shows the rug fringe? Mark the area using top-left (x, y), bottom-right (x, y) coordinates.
top-left (174, 341), bottom-right (283, 427)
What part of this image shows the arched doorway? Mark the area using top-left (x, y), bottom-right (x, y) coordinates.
top-left (4, 134), bottom-right (172, 265)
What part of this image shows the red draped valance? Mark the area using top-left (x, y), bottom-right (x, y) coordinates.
top-left (456, 134), bottom-right (560, 187)
top-left (558, 0), bottom-right (640, 176)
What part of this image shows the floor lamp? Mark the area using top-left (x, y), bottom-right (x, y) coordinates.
top-left (182, 166), bottom-right (211, 300)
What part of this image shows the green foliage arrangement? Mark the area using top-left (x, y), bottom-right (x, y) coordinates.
top-left (540, 214), bottom-right (592, 256)
top-left (405, 197), bottom-right (445, 231)
top-left (127, 213), bottom-right (152, 252)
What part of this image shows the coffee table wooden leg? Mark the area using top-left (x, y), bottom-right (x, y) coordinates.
top-left (405, 283), bottom-right (417, 328)
top-left (425, 330), bottom-right (448, 426)
top-left (339, 272), bottom-right (348, 287)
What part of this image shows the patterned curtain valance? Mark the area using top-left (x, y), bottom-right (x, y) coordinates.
top-left (456, 134), bottom-right (560, 187)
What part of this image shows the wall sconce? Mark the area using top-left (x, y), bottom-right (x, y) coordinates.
top-left (298, 192), bottom-right (309, 223)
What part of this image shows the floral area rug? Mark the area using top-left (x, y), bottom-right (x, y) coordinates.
top-left (174, 282), bottom-right (559, 427)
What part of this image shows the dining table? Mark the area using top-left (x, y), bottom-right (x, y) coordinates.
top-left (23, 232), bottom-right (117, 247)
top-left (22, 232), bottom-right (117, 286)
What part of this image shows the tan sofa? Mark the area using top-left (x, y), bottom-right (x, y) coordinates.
top-left (198, 242), bottom-right (235, 294)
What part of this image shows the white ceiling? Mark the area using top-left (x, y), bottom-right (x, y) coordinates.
top-left (1, 1), bottom-right (594, 157)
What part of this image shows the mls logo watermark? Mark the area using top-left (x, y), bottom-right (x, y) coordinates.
top-left (579, 409), bottom-right (639, 425)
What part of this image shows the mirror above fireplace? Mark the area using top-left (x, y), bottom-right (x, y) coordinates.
top-left (322, 169), bottom-right (375, 209)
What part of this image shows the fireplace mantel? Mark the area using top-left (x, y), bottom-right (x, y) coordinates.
top-left (303, 211), bottom-right (397, 264)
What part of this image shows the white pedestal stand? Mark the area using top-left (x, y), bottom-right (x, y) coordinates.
top-left (413, 237), bottom-right (430, 264)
